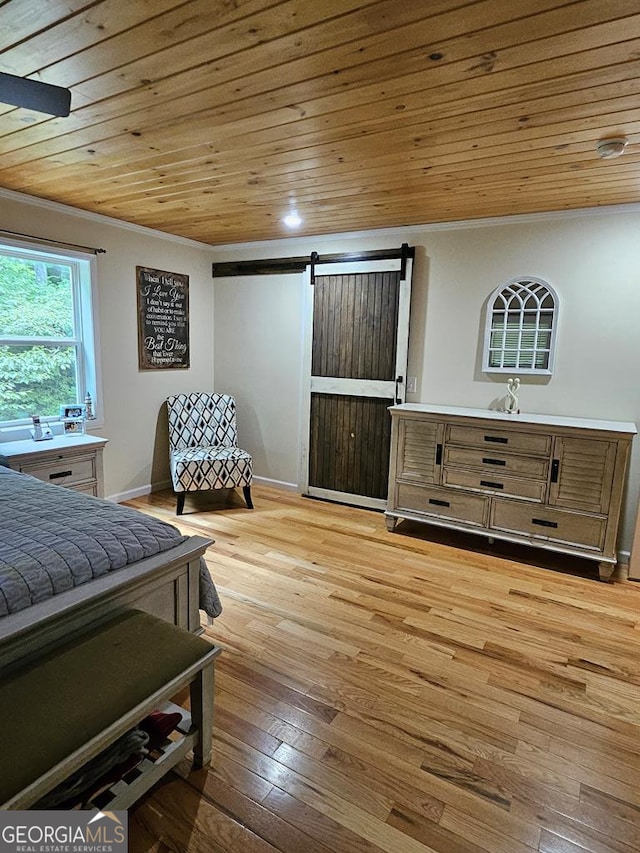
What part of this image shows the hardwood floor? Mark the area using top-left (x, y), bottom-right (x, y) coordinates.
top-left (126, 485), bottom-right (640, 853)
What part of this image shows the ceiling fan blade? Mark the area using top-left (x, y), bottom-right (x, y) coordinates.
top-left (0, 72), bottom-right (71, 117)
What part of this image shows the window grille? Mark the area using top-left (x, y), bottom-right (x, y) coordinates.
top-left (482, 277), bottom-right (558, 374)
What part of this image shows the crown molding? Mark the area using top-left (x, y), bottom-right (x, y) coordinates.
top-left (209, 202), bottom-right (640, 252)
top-left (0, 186), bottom-right (212, 250)
top-left (2, 185), bottom-right (639, 254)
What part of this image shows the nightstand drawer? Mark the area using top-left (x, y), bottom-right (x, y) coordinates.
top-left (442, 468), bottom-right (546, 501)
top-left (22, 455), bottom-right (95, 487)
top-left (491, 499), bottom-right (606, 551)
top-left (446, 424), bottom-right (551, 455)
top-left (396, 482), bottom-right (488, 526)
top-left (71, 482), bottom-right (99, 496)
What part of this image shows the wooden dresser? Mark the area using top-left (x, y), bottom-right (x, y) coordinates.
top-left (0, 434), bottom-right (107, 498)
top-left (386, 404), bottom-right (636, 580)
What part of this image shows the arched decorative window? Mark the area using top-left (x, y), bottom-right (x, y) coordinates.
top-left (483, 277), bottom-right (559, 374)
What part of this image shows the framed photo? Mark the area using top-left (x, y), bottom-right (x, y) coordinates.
top-left (60, 404), bottom-right (86, 419)
top-left (63, 418), bottom-right (85, 435)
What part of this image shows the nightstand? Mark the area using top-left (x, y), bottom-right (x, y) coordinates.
top-left (0, 434), bottom-right (108, 497)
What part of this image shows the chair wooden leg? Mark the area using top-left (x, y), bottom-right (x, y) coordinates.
top-left (176, 492), bottom-right (186, 515)
top-left (242, 485), bottom-right (253, 509)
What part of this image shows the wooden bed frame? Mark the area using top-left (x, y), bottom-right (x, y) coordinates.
top-left (0, 534), bottom-right (212, 673)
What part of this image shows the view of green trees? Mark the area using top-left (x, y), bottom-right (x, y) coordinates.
top-left (0, 255), bottom-right (78, 422)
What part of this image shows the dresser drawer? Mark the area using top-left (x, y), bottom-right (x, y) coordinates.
top-left (21, 455), bottom-right (96, 487)
top-left (396, 482), bottom-right (488, 527)
top-left (490, 499), bottom-right (606, 551)
top-left (442, 468), bottom-right (546, 501)
top-left (444, 446), bottom-right (548, 479)
top-left (446, 424), bottom-right (551, 456)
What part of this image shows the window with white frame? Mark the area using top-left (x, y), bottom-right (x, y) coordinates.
top-left (0, 241), bottom-right (100, 429)
top-left (483, 277), bottom-right (558, 374)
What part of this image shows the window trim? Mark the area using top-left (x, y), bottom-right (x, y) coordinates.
top-left (0, 238), bottom-right (103, 439)
top-left (482, 276), bottom-right (559, 375)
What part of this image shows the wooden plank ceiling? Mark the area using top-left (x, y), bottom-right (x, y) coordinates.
top-left (0, 0), bottom-right (639, 246)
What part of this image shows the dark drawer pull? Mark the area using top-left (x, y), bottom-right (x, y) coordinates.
top-left (482, 457), bottom-right (506, 466)
top-left (49, 470), bottom-right (73, 480)
top-left (550, 459), bottom-right (560, 483)
top-left (480, 480), bottom-right (503, 489)
top-left (484, 435), bottom-right (508, 444)
top-left (429, 498), bottom-right (450, 507)
top-left (532, 518), bottom-right (558, 529)
top-left (435, 443), bottom-right (443, 465)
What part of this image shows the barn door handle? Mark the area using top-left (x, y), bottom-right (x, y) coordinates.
top-left (395, 375), bottom-right (403, 404)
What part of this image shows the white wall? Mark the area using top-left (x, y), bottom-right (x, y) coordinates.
top-left (212, 208), bottom-right (640, 555)
top-left (0, 190), bottom-right (215, 499)
top-left (213, 275), bottom-right (305, 486)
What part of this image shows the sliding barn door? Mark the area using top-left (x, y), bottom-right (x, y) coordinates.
top-left (302, 259), bottom-right (412, 509)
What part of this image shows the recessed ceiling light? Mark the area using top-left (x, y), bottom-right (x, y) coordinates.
top-left (282, 209), bottom-right (302, 228)
top-left (595, 137), bottom-right (628, 159)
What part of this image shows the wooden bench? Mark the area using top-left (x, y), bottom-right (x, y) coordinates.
top-left (0, 609), bottom-right (221, 810)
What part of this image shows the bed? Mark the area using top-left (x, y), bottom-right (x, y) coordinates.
top-left (0, 464), bottom-right (221, 672)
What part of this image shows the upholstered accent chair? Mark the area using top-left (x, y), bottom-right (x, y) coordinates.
top-left (166, 392), bottom-right (253, 515)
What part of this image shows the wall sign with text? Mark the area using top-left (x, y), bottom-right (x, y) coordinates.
top-left (136, 266), bottom-right (190, 370)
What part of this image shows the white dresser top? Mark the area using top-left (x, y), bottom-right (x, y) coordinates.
top-left (390, 403), bottom-right (637, 435)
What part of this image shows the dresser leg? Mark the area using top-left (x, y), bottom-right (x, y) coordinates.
top-left (385, 515), bottom-right (397, 532)
top-left (598, 562), bottom-right (615, 582)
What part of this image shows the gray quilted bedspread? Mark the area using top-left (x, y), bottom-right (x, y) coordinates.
top-left (0, 465), bottom-right (221, 618)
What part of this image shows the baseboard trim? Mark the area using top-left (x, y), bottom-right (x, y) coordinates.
top-left (252, 476), bottom-right (298, 491)
top-left (108, 476), bottom-right (295, 503)
top-left (107, 479), bottom-right (172, 504)
top-left (106, 484), bottom-right (153, 504)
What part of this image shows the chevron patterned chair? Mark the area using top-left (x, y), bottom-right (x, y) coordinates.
top-left (166, 392), bottom-right (253, 515)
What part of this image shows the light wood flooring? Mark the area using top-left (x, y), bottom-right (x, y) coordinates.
top-left (126, 485), bottom-right (640, 853)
